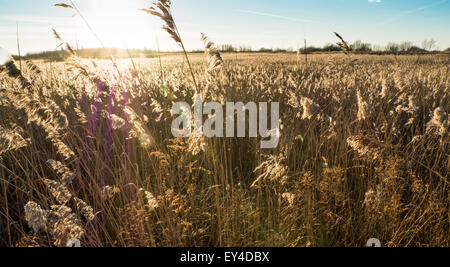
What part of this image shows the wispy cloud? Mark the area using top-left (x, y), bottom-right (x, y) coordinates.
top-left (0, 25), bottom-right (53, 34)
top-left (238, 9), bottom-right (340, 28)
top-left (379, 0), bottom-right (448, 26)
top-left (1, 16), bottom-right (74, 26)
top-left (239, 9), bottom-right (316, 23)
top-left (368, 0), bottom-right (381, 3)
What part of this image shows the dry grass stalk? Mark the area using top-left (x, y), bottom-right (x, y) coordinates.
top-left (0, 125), bottom-right (30, 155)
top-left (334, 32), bottom-right (351, 54)
top-left (201, 33), bottom-right (223, 72)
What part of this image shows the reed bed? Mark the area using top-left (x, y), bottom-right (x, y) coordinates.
top-left (0, 51), bottom-right (448, 247)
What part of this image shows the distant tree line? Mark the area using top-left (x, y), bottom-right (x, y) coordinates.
top-left (209, 39), bottom-right (445, 54)
top-left (16, 39), bottom-right (449, 60)
top-left (15, 48), bottom-right (159, 61)
top-left (168, 40), bottom-right (446, 54)
top-left (216, 44), bottom-right (252, 52)
top-left (297, 39), bottom-right (442, 54)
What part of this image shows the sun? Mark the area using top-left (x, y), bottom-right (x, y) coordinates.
top-left (76, 0), bottom-right (152, 49)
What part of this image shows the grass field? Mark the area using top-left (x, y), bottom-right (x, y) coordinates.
top-left (0, 51), bottom-right (448, 247)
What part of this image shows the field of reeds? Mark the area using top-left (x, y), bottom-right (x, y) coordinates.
top-left (1, 51), bottom-right (448, 247)
top-left (0, 0), bottom-right (449, 247)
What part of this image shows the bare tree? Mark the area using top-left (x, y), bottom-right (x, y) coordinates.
top-left (238, 45), bottom-right (252, 52)
top-left (372, 45), bottom-right (384, 52)
top-left (351, 40), bottom-right (372, 52)
top-left (386, 42), bottom-right (399, 52)
top-left (399, 41), bottom-right (413, 52)
top-left (219, 44), bottom-right (237, 52)
top-left (421, 39), bottom-right (437, 51)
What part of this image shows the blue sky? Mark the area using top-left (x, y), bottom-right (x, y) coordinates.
top-left (0, 0), bottom-right (449, 54)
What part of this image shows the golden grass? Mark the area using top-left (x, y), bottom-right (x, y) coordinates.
top-left (0, 52), bottom-right (448, 247)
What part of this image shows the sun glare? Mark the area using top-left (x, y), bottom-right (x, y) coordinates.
top-left (77, 0), bottom-right (151, 49)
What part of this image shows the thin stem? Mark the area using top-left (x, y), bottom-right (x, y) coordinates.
top-left (174, 27), bottom-right (199, 92)
top-left (181, 42), bottom-right (199, 92)
top-left (155, 31), bottom-right (165, 86)
top-left (304, 39), bottom-right (308, 69)
top-left (16, 22), bottom-right (22, 72)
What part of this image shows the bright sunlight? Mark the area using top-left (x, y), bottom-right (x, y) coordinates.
top-left (71, 0), bottom-right (154, 49)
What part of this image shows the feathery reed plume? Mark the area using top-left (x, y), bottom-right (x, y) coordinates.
top-left (252, 154), bottom-right (289, 188)
top-left (74, 197), bottom-right (95, 221)
top-left (52, 28), bottom-right (63, 44)
top-left (426, 107), bottom-right (448, 136)
top-left (201, 33), bottom-right (223, 72)
top-left (364, 185), bottom-right (384, 208)
top-left (25, 60), bottom-right (42, 75)
top-left (0, 125), bottom-right (30, 155)
top-left (381, 78), bottom-right (388, 98)
top-left (101, 185), bottom-right (120, 199)
top-left (300, 97), bottom-right (320, 119)
top-left (287, 91), bottom-right (302, 117)
top-left (150, 98), bottom-right (164, 122)
top-left (111, 114), bottom-right (126, 130)
top-left (141, 0), bottom-right (199, 91)
top-left (52, 28), bottom-right (66, 53)
top-left (124, 106), bottom-right (154, 148)
top-left (394, 71), bottom-right (406, 91)
top-left (138, 189), bottom-right (159, 211)
top-left (3, 58), bottom-right (31, 89)
top-left (51, 28), bottom-right (102, 88)
top-left (282, 192), bottom-right (295, 206)
top-left (2, 89), bottom-right (75, 160)
top-left (24, 202), bottom-right (48, 233)
top-left (187, 136), bottom-right (207, 156)
top-left (346, 135), bottom-right (383, 161)
top-left (5, 60), bottom-right (22, 78)
top-left (357, 90), bottom-right (368, 121)
top-left (48, 205), bottom-right (84, 247)
top-left (140, 1), bottom-right (180, 44)
top-left (24, 199), bottom-right (87, 246)
top-left (408, 96), bottom-right (418, 114)
top-left (74, 104), bottom-right (87, 124)
top-left (52, 29), bottom-right (77, 59)
top-left (8, 93), bottom-right (67, 134)
top-left (47, 159), bottom-right (75, 186)
top-left (44, 179), bottom-right (72, 205)
top-left (334, 32), bottom-right (351, 54)
top-left (54, 3), bottom-right (73, 9)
